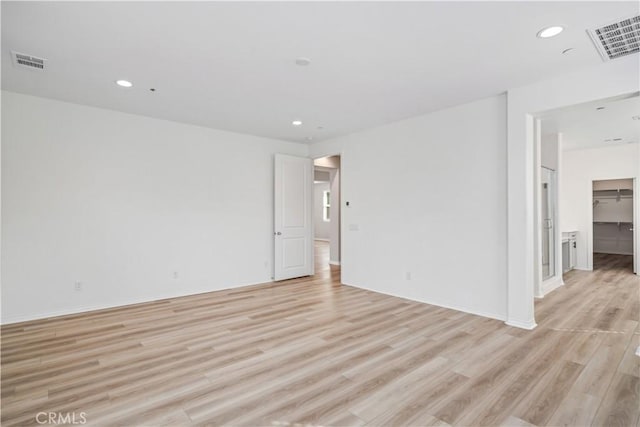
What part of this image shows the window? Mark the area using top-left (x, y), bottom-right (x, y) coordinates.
top-left (323, 190), bottom-right (330, 222)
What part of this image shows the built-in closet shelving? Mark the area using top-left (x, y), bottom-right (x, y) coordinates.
top-left (593, 186), bottom-right (633, 256)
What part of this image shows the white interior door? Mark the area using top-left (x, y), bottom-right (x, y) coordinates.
top-left (274, 154), bottom-right (313, 281)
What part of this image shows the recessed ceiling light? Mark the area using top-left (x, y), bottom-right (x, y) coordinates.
top-left (295, 57), bottom-right (311, 66)
top-left (116, 80), bottom-right (133, 88)
top-left (537, 26), bottom-right (564, 38)
top-left (292, 120), bottom-right (303, 126)
top-left (305, 137), bottom-right (314, 141)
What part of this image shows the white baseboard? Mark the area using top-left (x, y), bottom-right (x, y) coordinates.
top-left (505, 319), bottom-right (538, 330)
top-left (329, 260), bottom-right (341, 266)
top-left (339, 281), bottom-right (506, 322)
top-left (536, 276), bottom-right (564, 299)
top-left (1, 295), bottom-right (181, 325)
top-left (0, 279), bottom-right (270, 325)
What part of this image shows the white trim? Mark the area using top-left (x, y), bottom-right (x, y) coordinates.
top-left (505, 319), bottom-right (538, 330)
top-left (534, 118), bottom-right (543, 300)
top-left (634, 177), bottom-right (638, 275)
top-left (555, 134), bottom-right (565, 288)
top-left (341, 281), bottom-right (506, 322)
top-left (1, 280), bottom-right (266, 325)
top-left (537, 275), bottom-right (564, 298)
top-left (2, 299), bottom-right (164, 325)
top-left (329, 260), bottom-right (341, 266)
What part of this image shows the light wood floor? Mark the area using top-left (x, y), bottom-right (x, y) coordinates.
top-left (1, 251), bottom-right (638, 426)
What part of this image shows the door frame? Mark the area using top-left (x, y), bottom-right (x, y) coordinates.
top-left (534, 118), bottom-right (562, 299)
top-left (312, 153), bottom-right (342, 273)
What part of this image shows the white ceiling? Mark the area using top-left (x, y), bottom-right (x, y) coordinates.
top-left (2, 1), bottom-right (639, 143)
top-left (541, 93), bottom-right (640, 151)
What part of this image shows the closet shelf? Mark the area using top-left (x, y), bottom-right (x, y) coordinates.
top-left (592, 189), bottom-right (633, 202)
top-left (592, 180), bottom-right (634, 256)
top-left (593, 189), bottom-right (633, 194)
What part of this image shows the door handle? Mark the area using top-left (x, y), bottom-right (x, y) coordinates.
top-left (274, 231), bottom-right (282, 235)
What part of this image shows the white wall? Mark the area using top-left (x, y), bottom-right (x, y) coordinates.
top-left (310, 95), bottom-right (508, 320)
top-left (314, 182), bottom-right (330, 240)
top-left (560, 143), bottom-right (639, 270)
top-left (4, 58), bottom-right (637, 328)
top-left (541, 133), bottom-right (559, 171)
top-left (1, 91), bottom-right (308, 323)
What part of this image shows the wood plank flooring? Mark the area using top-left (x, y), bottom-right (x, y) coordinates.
top-left (1, 249), bottom-right (638, 426)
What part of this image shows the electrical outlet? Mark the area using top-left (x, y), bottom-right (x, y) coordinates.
top-left (74, 282), bottom-right (83, 292)
top-left (405, 272), bottom-right (412, 280)
top-left (173, 271), bottom-right (179, 280)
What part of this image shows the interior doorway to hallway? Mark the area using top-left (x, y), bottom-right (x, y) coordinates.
top-left (313, 155), bottom-right (341, 281)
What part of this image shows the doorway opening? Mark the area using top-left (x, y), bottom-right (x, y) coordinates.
top-left (532, 92), bottom-right (639, 308)
top-left (313, 155), bottom-right (341, 282)
top-left (593, 178), bottom-right (635, 272)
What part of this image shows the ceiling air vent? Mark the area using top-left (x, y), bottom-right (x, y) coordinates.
top-left (11, 51), bottom-right (46, 71)
top-left (588, 15), bottom-right (640, 61)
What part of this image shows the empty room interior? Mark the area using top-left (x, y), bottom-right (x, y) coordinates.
top-left (1, 2), bottom-right (639, 426)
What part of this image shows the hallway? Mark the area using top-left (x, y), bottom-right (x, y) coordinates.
top-left (314, 239), bottom-right (340, 282)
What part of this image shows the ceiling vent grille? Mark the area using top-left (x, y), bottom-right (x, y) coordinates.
top-left (11, 51), bottom-right (46, 71)
top-left (588, 15), bottom-right (640, 61)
